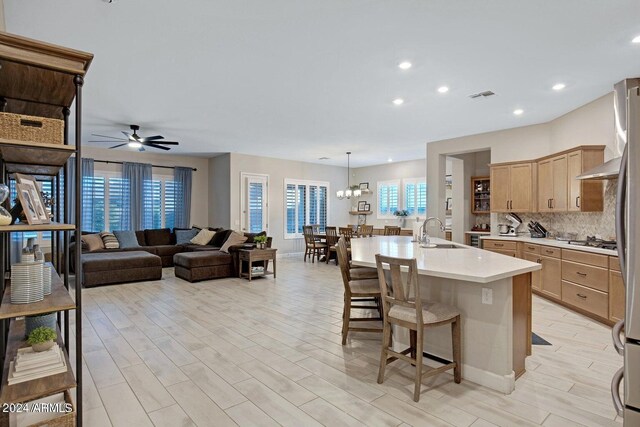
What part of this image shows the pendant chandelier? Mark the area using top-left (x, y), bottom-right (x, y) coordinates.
top-left (336, 152), bottom-right (361, 199)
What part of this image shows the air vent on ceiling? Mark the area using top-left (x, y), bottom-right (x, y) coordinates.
top-left (469, 90), bottom-right (496, 99)
top-left (318, 157), bottom-right (330, 160)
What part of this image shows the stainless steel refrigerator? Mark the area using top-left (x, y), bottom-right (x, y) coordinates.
top-left (611, 78), bottom-right (640, 425)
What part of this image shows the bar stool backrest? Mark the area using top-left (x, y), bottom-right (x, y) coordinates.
top-left (375, 255), bottom-right (423, 325)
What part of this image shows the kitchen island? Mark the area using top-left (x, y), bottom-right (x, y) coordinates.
top-left (350, 236), bottom-right (541, 394)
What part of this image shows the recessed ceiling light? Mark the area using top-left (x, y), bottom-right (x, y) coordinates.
top-left (632, 35), bottom-right (640, 44)
top-left (388, 158), bottom-right (393, 162)
top-left (437, 86), bottom-right (449, 93)
top-left (513, 109), bottom-right (524, 116)
top-left (392, 98), bottom-right (404, 106)
top-left (398, 61), bottom-right (412, 70)
top-left (552, 83), bottom-right (566, 91)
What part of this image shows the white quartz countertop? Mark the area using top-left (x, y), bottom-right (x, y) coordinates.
top-left (479, 235), bottom-right (618, 257)
top-left (350, 236), bottom-right (540, 284)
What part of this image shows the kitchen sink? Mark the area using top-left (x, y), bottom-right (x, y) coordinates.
top-left (421, 243), bottom-right (465, 249)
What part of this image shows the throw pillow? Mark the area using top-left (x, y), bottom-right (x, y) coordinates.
top-left (210, 229), bottom-right (232, 247)
top-left (176, 228), bottom-right (199, 245)
top-left (82, 233), bottom-right (104, 252)
top-left (220, 231), bottom-right (248, 253)
top-left (100, 232), bottom-right (120, 249)
top-left (144, 228), bottom-right (172, 246)
top-left (243, 231), bottom-right (266, 243)
top-left (191, 228), bottom-right (216, 246)
top-left (113, 230), bottom-right (140, 249)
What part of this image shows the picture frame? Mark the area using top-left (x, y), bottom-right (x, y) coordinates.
top-left (15, 174), bottom-right (50, 223)
top-left (359, 182), bottom-right (369, 191)
top-left (364, 203), bottom-right (371, 211)
top-left (16, 183), bottom-right (41, 225)
top-left (357, 201), bottom-right (368, 212)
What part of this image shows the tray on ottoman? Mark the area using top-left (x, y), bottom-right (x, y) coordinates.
top-left (82, 251), bottom-right (162, 287)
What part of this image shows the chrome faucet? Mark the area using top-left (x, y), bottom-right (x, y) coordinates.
top-left (418, 217), bottom-right (446, 246)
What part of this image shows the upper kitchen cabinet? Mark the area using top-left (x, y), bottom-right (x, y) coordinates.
top-left (490, 162), bottom-right (535, 213)
top-left (567, 147), bottom-right (605, 212)
top-left (537, 154), bottom-right (568, 212)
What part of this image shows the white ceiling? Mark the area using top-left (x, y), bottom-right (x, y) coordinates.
top-left (5, 0), bottom-right (640, 167)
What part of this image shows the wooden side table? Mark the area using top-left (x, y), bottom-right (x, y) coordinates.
top-left (238, 248), bottom-right (277, 281)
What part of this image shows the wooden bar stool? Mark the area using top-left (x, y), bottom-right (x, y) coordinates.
top-left (375, 254), bottom-right (461, 402)
top-left (384, 225), bottom-right (401, 236)
top-left (337, 237), bottom-right (383, 345)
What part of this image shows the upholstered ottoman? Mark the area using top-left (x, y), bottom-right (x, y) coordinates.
top-left (173, 251), bottom-right (234, 282)
top-left (82, 251), bottom-right (162, 287)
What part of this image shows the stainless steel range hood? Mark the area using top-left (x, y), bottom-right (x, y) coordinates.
top-left (577, 78), bottom-right (640, 180)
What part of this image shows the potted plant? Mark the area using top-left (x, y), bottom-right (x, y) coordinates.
top-left (394, 209), bottom-right (409, 228)
top-left (254, 235), bottom-right (267, 249)
top-left (27, 326), bottom-right (56, 352)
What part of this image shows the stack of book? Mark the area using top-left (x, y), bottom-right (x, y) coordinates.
top-left (8, 344), bottom-right (67, 385)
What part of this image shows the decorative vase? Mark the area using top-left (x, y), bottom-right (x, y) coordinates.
top-left (32, 340), bottom-right (54, 353)
top-left (398, 218), bottom-right (406, 228)
top-left (257, 242), bottom-right (265, 249)
top-left (26, 312), bottom-right (56, 336)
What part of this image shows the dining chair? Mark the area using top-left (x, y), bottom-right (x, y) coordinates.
top-left (337, 237), bottom-right (383, 345)
top-left (384, 225), bottom-right (401, 236)
top-left (339, 227), bottom-right (354, 243)
top-left (375, 254), bottom-right (461, 402)
top-left (359, 224), bottom-right (374, 237)
top-left (324, 226), bottom-right (339, 264)
top-left (303, 225), bottom-right (327, 263)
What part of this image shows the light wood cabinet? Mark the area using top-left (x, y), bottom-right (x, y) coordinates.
top-left (567, 148), bottom-right (605, 212)
top-left (523, 252), bottom-right (541, 291)
top-left (609, 270), bottom-right (625, 322)
top-left (490, 162), bottom-right (535, 213)
top-left (540, 255), bottom-right (562, 299)
top-left (537, 154), bottom-right (568, 212)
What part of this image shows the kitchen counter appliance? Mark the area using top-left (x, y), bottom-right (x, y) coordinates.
top-left (527, 221), bottom-right (548, 238)
top-left (498, 213), bottom-right (522, 236)
top-left (610, 78), bottom-right (640, 425)
top-left (568, 236), bottom-right (617, 251)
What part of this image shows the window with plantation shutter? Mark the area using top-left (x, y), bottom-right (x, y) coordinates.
top-left (403, 178), bottom-right (427, 216)
top-left (241, 173), bottom-right (268, 234)
top-left (83, 176), bottom-right (105, 232)
top-left (284, 179), bottom-right (329, 238)
top-left (164, 180), bottom-right (177, 230)
top-left (377, 180), bottom-right (400, 218)
top-left (108, 177), bottom-right (130, 231)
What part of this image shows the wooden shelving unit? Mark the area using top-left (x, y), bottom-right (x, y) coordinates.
top-left (0, 32), bottom-right (92, 426)
top-left (348, 210), bottom-right (372, 215)
top-left (471, 176), bottom-right (491, 214)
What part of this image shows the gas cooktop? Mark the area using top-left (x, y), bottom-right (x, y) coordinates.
top-left (568, 236), bottom-right (617, 251)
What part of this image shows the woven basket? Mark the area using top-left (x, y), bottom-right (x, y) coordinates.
top-left (0, 112), bottom-right (63, 145)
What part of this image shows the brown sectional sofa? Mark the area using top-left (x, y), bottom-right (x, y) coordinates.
top-left (72, 228), bottom-right (271, 287)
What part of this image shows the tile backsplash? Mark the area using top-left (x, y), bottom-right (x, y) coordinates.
top-left (504, 180), bottom-right (617, 240)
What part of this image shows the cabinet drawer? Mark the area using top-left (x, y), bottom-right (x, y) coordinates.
top-left (483, 240), bottom-right (517, 251)
top-left (523, 244), bottom-right (540, 254)
top-left (562, 280), bottom-right (608, 319)
top-left (539, 246), bottom-right (561, 258)
top-left (610, 256), bottom-right (621, 272)
top-left (488, 249), bottom-right (517, 257)
top-left (562, 248), bottom-right (608, 268)
top-left (562, 260), bottom-right (609, 292)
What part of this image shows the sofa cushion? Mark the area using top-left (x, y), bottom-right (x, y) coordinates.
top-left (135, 230), bottom-right (147, 246)
top-left (191, 228), bottom-right (216, 245)
top-left (210, 229), bottom-right (232, 247)
top-left (220, 231), bottom-right (248, 253)
top-left (100, 232), bottom-right (120, 249)
top-left (83, 251), bottom-right (161, 273)
top-left (185, 245), bottom-right (220, 252)
top-left (82, 234), bottom-right (104, 252)
top-left (243, 231), bottom-right (266, 243)
top-left (113, 230), bottom-right (140, 249)
top-left (174, 251), bottom-right (233, 268)
top-left (175, 228), bottom-right (199, 245)
top-left (145, 228), bottom-right (172, 246)
top-left (154, 245), bottom-right (185, 258)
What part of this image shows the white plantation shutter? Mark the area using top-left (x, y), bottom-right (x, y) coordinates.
top-left (284, 179), bottom-right (329, 238)
top-left (164, 181), bottom-right (177, 230)
top-left (417, 182), bottom-right (427, 215)
top-left (83, 177), bottom-right (105, 232)
top-left (109, 177), bottom-right (130, 231)
top-left (377, 180), bottom-right (400, 218)
top-left (405, 182), bottom-right (416, 215)
top-left (248, 181), bottom-right (264, 233)
top-left (143, 179), bottom-right (162, 230)
top-left (403, 178), bottom-right (427, 216)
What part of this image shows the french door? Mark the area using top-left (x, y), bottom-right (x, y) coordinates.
top-left (241, 173), bottom-right (269, 234)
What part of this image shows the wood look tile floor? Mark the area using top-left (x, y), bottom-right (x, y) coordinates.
top-left (71, 258), bottom-right (622, 426)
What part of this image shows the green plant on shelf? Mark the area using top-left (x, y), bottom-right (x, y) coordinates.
top-left (27, 326), bottom-right (56, 345)
top-left (393, 209), bottom-right (409, 217)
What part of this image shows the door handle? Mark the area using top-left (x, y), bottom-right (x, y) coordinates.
top-left (611, 367), bottom-right (624, 417)
top-left (576, 196), bottom-right (580, 208)
top-left (616, 144), bottom-right (627, 284)
top-left (612, 319), bottom-right (624, 356)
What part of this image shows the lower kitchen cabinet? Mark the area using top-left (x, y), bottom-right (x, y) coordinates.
top-left (523, 252), bottom-right (542, 291)
top-left (540, 255), bottom-right (562, 299)
top-left (609, 258), bottom-right (624, 323)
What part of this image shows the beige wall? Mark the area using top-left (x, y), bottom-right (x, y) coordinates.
top-left (227, 153), bottom-right (352, 254)
top-left (352, 159), bottom-right (426, 228)
top-left (83, 146), bottom-right (210, 227)
top-left (208, 154), bottom-right (231, 228)
top-left (0, 0), bottom-right (5, 31)
top-left (427, 93), bottom-right (615, 241)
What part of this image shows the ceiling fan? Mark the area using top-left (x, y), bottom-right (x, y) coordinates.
top-left (89, 124), bottom-right (179, 151)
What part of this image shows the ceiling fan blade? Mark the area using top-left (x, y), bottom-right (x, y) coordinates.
top-left (152, 141), bottom-right (179, 145)
top-left (145, 143), bottom-right (171, 151)
top-left (121, 131), bottom-right (135, 141)
top-left (140, 135), bottom-right (164, 142)
top-left (89, 140), bottom-right (127, 143)
top-left (91, 134), bottom-right (127, 141)
top-left (108, 143), bottom-right (129, 149)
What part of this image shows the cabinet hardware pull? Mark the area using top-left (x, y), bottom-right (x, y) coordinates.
top-left (545, 250), bottom-right (553, 254)
top-left (506, 200), bottom-right (509, 210)
top-left (495, 243), bottom-right (504, 247)
top-left (576, 196), bottom-right (580, 208)
top-left (537, 259), bottom-right (541, 263)
top-left (551, 198), bottom-right (554, 209)
top-left (577, 272), bottom-right (587, 276)
top-left (576, 293), bottom-right (587, 299)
